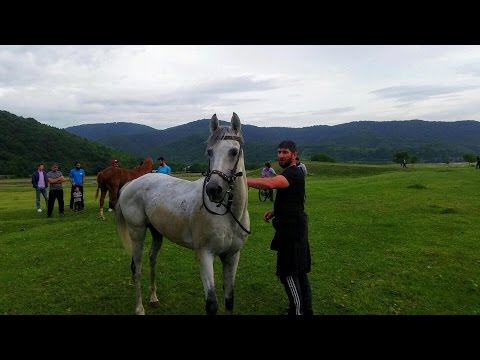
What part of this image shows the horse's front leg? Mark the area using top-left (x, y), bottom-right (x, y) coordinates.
top-left (147, 224), bottom-right (163, 308)
top-left (197, 249), bottom-right (217, 315)
top-left (109, 186), bottom-right (118, 210)
top-left (220, 251), bottom-right (240, 315)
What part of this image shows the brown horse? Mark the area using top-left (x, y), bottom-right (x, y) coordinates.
top-left (95, 157), bottom-right (154, 220)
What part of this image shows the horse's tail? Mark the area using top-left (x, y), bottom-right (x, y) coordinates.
top-left (95, 186), bottom-right (100, 200)
top-left (115, 200), bottom-right (132, 256)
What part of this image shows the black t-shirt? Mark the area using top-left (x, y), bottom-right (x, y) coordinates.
top-left (270, 164), bottom-right (310, 276)
top-left (274, 165), bottom-right (305, 220)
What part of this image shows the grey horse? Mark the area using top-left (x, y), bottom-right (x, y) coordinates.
top-left (115, 113), bottom-right (250, 315)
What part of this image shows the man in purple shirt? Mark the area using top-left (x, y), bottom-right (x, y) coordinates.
top-left (31, 163), bottom-right (49, 213)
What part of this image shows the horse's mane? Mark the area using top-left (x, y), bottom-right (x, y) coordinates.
top-left (206, 127), bottom-right (244, 155)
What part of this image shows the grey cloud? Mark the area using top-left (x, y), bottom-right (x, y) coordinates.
top-left (371, 85), bottom-right (478, 102)
top-left (261, 107), bottom-right (355, 118)
top-left (456, 62), bottom-right (480, 77)
top-left (0, 45), bottom-right (137, 87)
top-left (193, 75), bottom-right (283, 94)
top-left (310, 107), bottom-right (355, 116)
top-left (78, 75), bottom-right (284, 108)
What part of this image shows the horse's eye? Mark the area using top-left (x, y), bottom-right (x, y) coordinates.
top-left (207, 149), bottom-right (213, 157)
top-left (230, 148), bottom-right (238, 157)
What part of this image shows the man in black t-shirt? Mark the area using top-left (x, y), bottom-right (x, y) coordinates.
top-left (247, 140), bottom-right (312, 316)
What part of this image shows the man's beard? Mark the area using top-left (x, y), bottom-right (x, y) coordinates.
top-left (279, 158), bottom-right (292, 169)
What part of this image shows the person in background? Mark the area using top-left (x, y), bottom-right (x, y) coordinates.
top-left (69, 161), bottom-right (85, 210)
top-left (72, 186), bottom-right (83, 211)
top-left (261, 162), bottom-right (277, 200)
top-left (247, 140), bottom-right (312, 316)
top-left (46, 163), bottom-right (65, 218)
top-left (296, 157), bottom-right (308, 176)
top-left (105, 159), bottom-right (119, 212)
top-left (31, 162), bottom-right (49, 213)
top-left (157, 156), bottom-right (172, 175)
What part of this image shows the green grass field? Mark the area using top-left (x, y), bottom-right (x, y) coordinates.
top-left (1, 162), bottom-right (479, 315)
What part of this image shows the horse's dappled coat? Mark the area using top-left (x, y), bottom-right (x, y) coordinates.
top-left (116, 113), bottom-right (250, 315)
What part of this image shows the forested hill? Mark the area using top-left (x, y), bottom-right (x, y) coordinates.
top-left (0, 110), bottom-right (143, 177)
top-left (3, 108), bottom-right (480, 178)
top-left (66, 118), bottom-right (480, 165)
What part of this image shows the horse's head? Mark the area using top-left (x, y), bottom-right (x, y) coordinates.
top-left (205, 112), bottom-right (244, 203)
top-left (141, 157), bottom-right (154, 173)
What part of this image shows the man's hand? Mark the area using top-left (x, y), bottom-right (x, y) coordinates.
top-left (263, 210), bottom-right (274, 222)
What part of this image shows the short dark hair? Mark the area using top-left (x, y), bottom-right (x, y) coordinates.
top-left (158, 157), bottom-right (165, 161)
top-left (265, 162), bottom-right (271, 167)
top-left (278, 140), bottom-right (297, 153)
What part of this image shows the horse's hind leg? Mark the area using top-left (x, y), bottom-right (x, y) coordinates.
top-left (147, 224), bottom-right (163, 308)
top-left (99, 188), bottom-right (107, 220)
top-left (130, 226), bottom-right (147, 315)
top-left (197, 249), bottom-right (218, 315)
top-left (220, 251), bottom-right (240, 315)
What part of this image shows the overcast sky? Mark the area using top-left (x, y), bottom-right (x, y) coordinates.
top-left (1, 45), bottom-right (480, 130)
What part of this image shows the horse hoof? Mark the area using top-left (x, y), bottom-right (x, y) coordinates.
top-left (135, 307), bottom-right (145, 315)
top-left (101, 216), bottom-right (105, 221)
top-left (149, 301), bottom-right (160, 308)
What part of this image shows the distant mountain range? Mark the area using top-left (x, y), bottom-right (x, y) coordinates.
top-left (3, 108), bottom-right (480, 178)
top-left (65, 118), bottom-right (480, 166)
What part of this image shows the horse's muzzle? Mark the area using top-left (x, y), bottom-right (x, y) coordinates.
top-left (205, 180), bottom-right (225, 203)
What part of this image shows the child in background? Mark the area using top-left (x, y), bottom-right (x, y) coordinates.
top-left (73, 186), bottom-right (83, 211)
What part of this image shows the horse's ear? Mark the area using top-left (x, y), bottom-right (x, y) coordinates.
top-left (231, 112), bottom-right (241, 133)
top-left (210, 114), bottom-right (219, 133)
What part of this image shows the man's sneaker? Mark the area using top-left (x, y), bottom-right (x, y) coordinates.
top-left (37, 209), bottom-right (42, 213)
